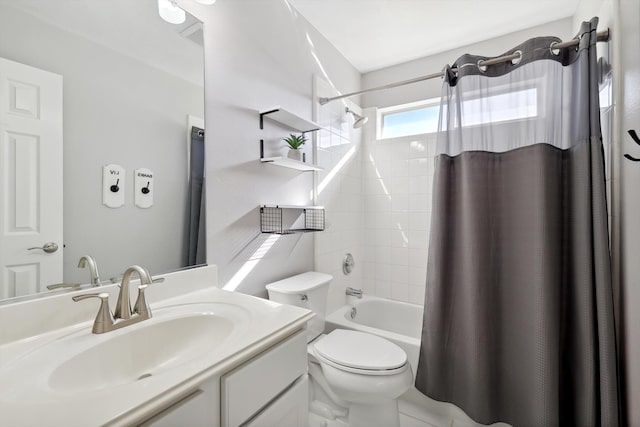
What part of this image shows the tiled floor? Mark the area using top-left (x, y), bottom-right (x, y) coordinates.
top-left (309, 412), bottom-right (434, 427)
top-left (400, 413), bottom-right (442, 427)
top-left (308, 388), bottom-right (513, 427)
top-left (308, 411), bottom-right (349, 427)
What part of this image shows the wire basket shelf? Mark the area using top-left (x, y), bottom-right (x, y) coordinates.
top-left (260, 205), bottom-right (325, 234)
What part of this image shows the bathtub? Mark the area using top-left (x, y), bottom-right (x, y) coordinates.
top-left (324, 296), bottom-right (488, 426)
top-left (325, 295), bottom-right (424, 375)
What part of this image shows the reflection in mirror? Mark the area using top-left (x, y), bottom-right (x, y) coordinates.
top-left (0, 0), bottom-right (205, 302)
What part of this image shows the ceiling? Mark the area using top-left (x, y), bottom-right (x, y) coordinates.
top-left (287, 0), bottom-right (581, 73)
top-left (0, 0), bottom-right (204, 85)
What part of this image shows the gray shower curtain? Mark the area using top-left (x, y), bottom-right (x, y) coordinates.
top-left (186, 126), bottom-right (206, 266)
top-left (415, 18), bottom-right (619, 426)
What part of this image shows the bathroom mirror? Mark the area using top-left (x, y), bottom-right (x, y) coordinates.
top-left (0, 0), bottom-right (205, 302)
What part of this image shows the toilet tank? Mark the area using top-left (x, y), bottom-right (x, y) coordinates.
top-left (266, 272), bottom-right (333, 342)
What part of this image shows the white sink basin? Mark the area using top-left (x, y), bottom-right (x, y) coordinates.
top-left (0, 302), bottom-right (251, 398)
top-left (49, 311), bottom-right (235, 392)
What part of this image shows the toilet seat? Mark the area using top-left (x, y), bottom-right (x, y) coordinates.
top-left (313, 329), bottom-right (408, 376)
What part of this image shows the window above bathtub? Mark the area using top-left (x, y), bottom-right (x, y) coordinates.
top-left (377, 98), bottom-right (440, 140)
top-left (377, 82), bottom-right (540, 141)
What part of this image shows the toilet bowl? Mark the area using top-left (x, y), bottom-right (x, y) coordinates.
top-left (266, 272), bottom-right (412, 427)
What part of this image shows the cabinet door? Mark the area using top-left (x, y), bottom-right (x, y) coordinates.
top-left (138, 377), bottom-right (220, 427)
top-left (244, 375), bottom-right (308, 427)
top-left (222, 331), bottom-right (307, 427)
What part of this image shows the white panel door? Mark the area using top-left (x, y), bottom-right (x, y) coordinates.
top-left (0, 57), bottom-right (63, 298)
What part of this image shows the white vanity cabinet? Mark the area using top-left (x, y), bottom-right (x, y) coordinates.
top-left (138, 330), bottom-right (308, 427)
top-left (221, 330), bottom-right (308, 427)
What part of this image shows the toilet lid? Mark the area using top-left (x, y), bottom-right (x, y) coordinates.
top-left (313, 330), bottom-right (407, 371)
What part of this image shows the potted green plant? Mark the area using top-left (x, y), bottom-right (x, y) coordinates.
top-left (283, 133), bottom-right (306, 161)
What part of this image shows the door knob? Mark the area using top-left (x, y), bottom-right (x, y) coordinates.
top-left (28, 242), bottom-right (59, 253)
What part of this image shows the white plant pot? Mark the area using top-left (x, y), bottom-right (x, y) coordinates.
top-left (287, 149), bottom-right (302, 161)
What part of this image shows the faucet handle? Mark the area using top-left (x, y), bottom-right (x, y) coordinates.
top-left (131, 276), bottom-right (162, 319)
top-left (47, 282), bottom-right (82, 291)
top-left (72, 292), bottom-right (115, 334)
top-left (72, 292), bottom-right (109, 302)
top-left (133, 285), bottom-right (152, 319)
top-left (110, 275), bottom-right (164, 284)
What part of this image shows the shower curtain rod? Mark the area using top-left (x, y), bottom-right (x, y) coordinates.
top-left (318, 29), bottom-right (610, 105)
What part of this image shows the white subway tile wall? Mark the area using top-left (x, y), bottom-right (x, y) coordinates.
top-left (314, 78), bottom-right (436, 308)
top-left (314, 78), bottom-right (364, 314)
top-left (362, 131), bottom-right (436, 305)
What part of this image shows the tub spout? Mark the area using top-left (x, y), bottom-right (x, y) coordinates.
top-left (345, 287), bottom-right (362, 299)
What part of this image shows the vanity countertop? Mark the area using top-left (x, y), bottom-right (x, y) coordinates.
top-left (0, 269), bottom-right (313, 426)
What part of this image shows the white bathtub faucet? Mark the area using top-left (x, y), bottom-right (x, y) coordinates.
top-left (346, 287), bottom-right (363, 298)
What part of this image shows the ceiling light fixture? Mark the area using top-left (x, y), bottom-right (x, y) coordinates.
top-left (157, 0), bottom-right (185, 24)
top-left (158, 0), bottom-right (217, 24)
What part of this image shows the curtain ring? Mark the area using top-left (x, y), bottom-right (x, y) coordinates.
top-left (477, 59), bottom-right (487, 73)
top-left (511, 50), bottom-right (523, 65)
top-left (549, 41), bottom-right (560, 56)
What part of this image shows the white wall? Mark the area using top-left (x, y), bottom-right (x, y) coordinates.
top-left (361, 19), bottom-right (574, 109)
top-left (618, 7), bottom-right (640, 417)
top-left (0, 5), bottom-right (204, 285)
top-left (183, 0), bottom-right (361, 297)
top-left (573, 0), bottom-right (615, 29)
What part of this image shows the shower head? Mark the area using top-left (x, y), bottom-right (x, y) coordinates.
top-left (345, 107), bottom-right (368, 129)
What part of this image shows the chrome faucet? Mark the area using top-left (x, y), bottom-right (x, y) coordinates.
top-left (346, 287), bottom-right (363, 299)
top-left (72, 265), bottom-right (155, 334)
top-left (78, 255), bottom-right (101, 286)
top-left (114, 265), bottom-right (153, 320)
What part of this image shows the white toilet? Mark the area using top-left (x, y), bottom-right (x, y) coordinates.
top-left (266, 272), bottom-right (412, 427)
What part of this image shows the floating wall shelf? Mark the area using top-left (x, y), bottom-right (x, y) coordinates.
top-left (260, 205), bottom-right (325, 234)
top-left (260, 156), bottom-right (323, 171)
top-left (258, 107), bottom-right (323, 171)
top-left (259, 107), bottom-right (321, 133)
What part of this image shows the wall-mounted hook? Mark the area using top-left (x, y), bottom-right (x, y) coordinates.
top-left (624, 129), bottom-right (640, 162)
top-left (110, 179), bottom-right (120, 193)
